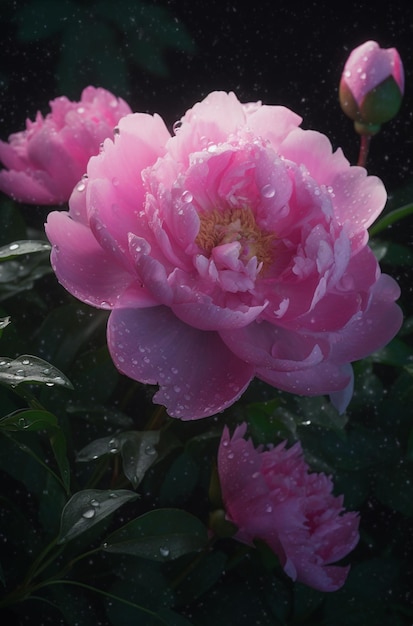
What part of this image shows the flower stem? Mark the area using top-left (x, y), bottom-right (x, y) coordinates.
top-left (357, 134), bottom-right (371, 168)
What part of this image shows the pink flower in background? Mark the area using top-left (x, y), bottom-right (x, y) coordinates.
top-left (218, 423), bottom-right (359, 591)
top-left (0, 86), bottom-right (131, 205)
top-left (45, 91), bottom-right (402, 419)
top-left (339, 40), bottom-right (404, 134)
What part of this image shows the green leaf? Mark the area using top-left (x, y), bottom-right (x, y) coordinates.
top-left (103, 508), bottom-right (208, 561)
top-left (0, 316), bottom-right (10, 332)
top-left (159, 450), bottom-right (199, 506)
top-left (57, 489), bottom-right (138, 544)
top-left (0, 354), bottom-right (73, 389)
top-left (370, 337), bottom-right (413, 367)
top-left (0, 409), bottom-right (71, 493)
top-left (374, 463), bottom-right (413, 516)
top-left (369, 202), bottom-right (413, 237)
top-left (0, 240), bottom-right (51, 260)
top-left (0, 408), bottom-right (58, 432)
top-left (77, 430), bottom-right (160, 488)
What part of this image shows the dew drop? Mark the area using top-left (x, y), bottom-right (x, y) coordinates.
top-left (265, 504), bottom-right (273, 513)
top-left (261, 184), bottom-right (275, 198)
top-left (181, 190), bottom-right (193, 203)
top-left (173, 120), bottom-right (182, 134)
top-left (76, 182), bottom-right (86, 192)
top-left (21, 359), bottom-right (30, 365)
top-left (145, 445), bottom-right (156, 456)
top-left (159, 546), bottom-right (170, 557)
top-left (90, 499), bottom-right (100, 508)
top-left (82, 509), bottom-right (96, 519)
top-left (108, 438), bottom-right (119, 454)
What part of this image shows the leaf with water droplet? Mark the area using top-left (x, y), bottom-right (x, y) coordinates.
top-left (76, 430), bottom-right (160, 488)
top-left (0, 316), bottom-right (10, 331)
top-left (57, 489), bottom-right (138, 544)
top-left (0, 239), bottom-right (51, 260)
top-left (0, 354), bottom-right (73, 389)
top-left (102, 508), bottom-right (208, 561)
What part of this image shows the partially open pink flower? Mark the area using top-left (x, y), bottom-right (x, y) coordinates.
top-left (45, 91), bottom-right (402, 419)
top-left (218, 423), bottom-right (359, 591)
top-left (0, 86), bottom-right (132, 204)
top-left (339, 40), bottom-right (404, 134)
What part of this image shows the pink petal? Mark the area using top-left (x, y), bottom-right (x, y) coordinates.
top-left (0, 168), bottom-right (61, 204)
top-left (45, 211), bottom-right (133, 308)
top-left (107, 304), bottom-right (254, 419)
top-left (329, 273), bottom-right (403, 363)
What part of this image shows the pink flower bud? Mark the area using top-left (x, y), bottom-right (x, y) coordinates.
top-left (339, 40), bottom-right (404, 135)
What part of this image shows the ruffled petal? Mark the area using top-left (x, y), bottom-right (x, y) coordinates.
top-left (107, 304), bottom-right (254, 419)
top-left (45, 211), bottom-right (133, 308)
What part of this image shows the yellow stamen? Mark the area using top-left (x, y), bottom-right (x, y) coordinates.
top-left (196, 207), bottom-right (274, 271)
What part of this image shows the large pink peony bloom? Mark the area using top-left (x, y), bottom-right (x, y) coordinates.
top-left (218, 423), bottom-right (360, 591)
top-left (0, 86), bottom-right (131, 205)
top-left (45, 91), bottom-right (402, 419)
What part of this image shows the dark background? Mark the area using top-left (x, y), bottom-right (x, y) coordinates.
top-left (1, 0), bottom-right (412, 193)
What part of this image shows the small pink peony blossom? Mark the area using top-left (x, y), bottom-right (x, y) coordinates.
top-left (218, 423), bottom-right (360, 591)
top-left (45, 91), bottom-right (402, 419)
top-left (339, 40), bottom-right (404, 135)
top-left (0, 86), bottom-right (132, 205)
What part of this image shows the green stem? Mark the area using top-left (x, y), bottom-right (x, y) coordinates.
top-left (369, 203), bottom-right (413, 237)
top-left (357, 134), bottom-right (371, 168)
top-left (22, 537), bottom-right (60, 587)
top-left (31, 579), bottom-right (167, 623)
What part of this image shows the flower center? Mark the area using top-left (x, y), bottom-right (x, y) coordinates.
top-left (196, 207), bottom-right (274, 270)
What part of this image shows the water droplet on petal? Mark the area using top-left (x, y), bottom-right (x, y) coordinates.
top-left (76, 182), bottom-right (86, 192)
top-left (173, 120), bottom-right (182, 134)
top-left (265, 504), bottom-right (273, 513)
top-left (261, 184), bottom-right (275, 198)
top-left (181, 190), bottom-right (193, 203)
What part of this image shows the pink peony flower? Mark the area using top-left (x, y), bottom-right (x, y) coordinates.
top-left (0, 86), bottom-right (132, 205)
top-left (218, 423), bottom-right (360, 591)
top-left (45, 91), bottom-right (402, 419)
top-left (339, 40), bottom-right (404, 134)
